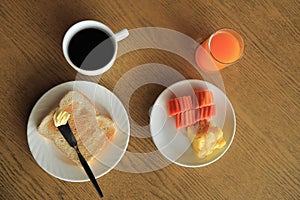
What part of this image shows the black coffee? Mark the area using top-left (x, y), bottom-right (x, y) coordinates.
top-left (68, 28), bottom-right (115, 71)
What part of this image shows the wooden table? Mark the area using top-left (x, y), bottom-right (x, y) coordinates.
top-left (0, 0), bottom-right (299, 199)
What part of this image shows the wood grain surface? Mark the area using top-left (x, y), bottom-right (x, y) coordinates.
top-left (0, 0), bottom-right (299, 199)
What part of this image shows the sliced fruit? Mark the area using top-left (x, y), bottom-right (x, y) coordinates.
top-left (175, 105), bottom-right (216, 129)
top-left (168, 96), bottom-right (193, 116)
top-left (193, 90), bottom-right (213, 108)
top-left (195, 105), bottom-right (216, 121)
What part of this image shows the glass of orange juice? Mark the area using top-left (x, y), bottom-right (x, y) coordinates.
top-left (195, 28), bottom-right (244, 72)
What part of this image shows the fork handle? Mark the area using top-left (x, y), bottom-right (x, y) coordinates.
top-left (75, 147), bottom-right (104, 198)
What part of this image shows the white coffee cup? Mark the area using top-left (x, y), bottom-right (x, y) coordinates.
top-left (62, 20), bottom-right (129, 76)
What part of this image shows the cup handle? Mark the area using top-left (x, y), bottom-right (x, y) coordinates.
top-left (115, 29), bottom-right (129, 42)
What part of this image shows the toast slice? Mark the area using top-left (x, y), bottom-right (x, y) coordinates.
top-left (38, 91), bottom-right (117, 165)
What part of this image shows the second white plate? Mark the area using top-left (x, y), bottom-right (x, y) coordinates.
top-left (150, 79), bottom-right (236, 167)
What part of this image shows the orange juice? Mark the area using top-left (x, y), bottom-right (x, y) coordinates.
top-left (196, 29), bottom-right (244, 71)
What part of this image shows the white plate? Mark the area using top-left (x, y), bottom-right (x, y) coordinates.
top-left (27, 81), bottom-right (130, 182)
top-left (150, 79), bottom-right (236, 167)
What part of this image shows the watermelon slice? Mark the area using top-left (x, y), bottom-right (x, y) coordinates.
top-left (193, 90), bottom-right (213, 108)
top-left (175, 105), bottom-right (216, 129)
top-left (195, 105), bottom-right (216, 121)
top-left (168, 96), bottom-right (193, 116)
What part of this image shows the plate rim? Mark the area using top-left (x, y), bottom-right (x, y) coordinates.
top-left (27, 80), bottom-right (130, 182)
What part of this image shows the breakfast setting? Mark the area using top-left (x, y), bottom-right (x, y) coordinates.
top-left (1, 1), bottom-right (298, 199)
